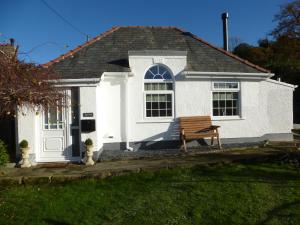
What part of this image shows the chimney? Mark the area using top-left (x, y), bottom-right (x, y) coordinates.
top-left (222, 12), bottom-right (229, 51)
top-left (9, 38), bottom-right (15, 46)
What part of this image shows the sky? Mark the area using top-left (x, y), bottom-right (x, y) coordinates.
top-left (0, 0), bottom-right (291, 64)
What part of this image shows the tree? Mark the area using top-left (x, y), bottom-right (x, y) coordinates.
top-left (0, 47), bottom-right (64, 117)
top-left (271, 0), bottom-right (300, 39)
top-left (228, 36), bottom-right (243, 52)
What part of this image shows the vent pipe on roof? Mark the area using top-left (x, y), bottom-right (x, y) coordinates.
top-left (222, 12), bottom-right (229, 51)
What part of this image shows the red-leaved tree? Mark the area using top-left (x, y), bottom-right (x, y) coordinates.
top-left (0, 48), bottom-right (64, 117)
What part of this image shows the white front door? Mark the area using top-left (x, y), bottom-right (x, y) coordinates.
top-left (39, 93), bottom-right (72, 162)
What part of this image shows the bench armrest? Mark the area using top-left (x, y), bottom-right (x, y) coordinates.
top-left (210, 125), bottom-right (220, 130)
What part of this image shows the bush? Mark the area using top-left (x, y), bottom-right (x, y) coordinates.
top-left (0, 139), bottom-right (9, 166)
top-left (84, 138), bottom-right (93, 146)
top-left (19, 140), bottom-right (28, 148)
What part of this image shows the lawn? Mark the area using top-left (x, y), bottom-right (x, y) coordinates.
top-left (0, 162), bottom-right (300, 225)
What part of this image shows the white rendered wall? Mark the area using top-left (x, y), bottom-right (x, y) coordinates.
top-left (79, 86), bottom-right (100, 151)
top-left (100, 54), bottom-right (294, 144)
top-left (17, 107), bottom-right (41, 158)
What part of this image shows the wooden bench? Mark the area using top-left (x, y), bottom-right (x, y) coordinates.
top-left (179, 116), bottom-right (221, 151)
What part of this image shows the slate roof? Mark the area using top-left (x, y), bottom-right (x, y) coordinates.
top-left (44, 26), bottom-right (270, 79)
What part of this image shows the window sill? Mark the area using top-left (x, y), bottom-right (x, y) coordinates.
top-left (212, 116), bottom-right (244, 121)
top-left (136, 119), bottom-right (175, 124)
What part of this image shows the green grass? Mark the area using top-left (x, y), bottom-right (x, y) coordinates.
top-left (0, 163), bottom-right (300, 225)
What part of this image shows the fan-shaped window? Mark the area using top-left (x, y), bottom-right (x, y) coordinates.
top-left (145, 65), bottom-right (172, 80)
top-left (144, 65), bottom-right (174, 118)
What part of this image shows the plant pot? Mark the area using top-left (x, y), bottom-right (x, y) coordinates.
top-left (19, 147), bottom-right (31, 168)
top-left (85, 145), bottom-right (95, 166)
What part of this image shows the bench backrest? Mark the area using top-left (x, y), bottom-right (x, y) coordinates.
top-left (179, 116), bottom-right (212, 133)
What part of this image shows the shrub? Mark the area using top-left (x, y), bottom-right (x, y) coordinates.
top-left (0, 139), bottom-right (9, 166)
top-left (19, 140), bottom-right (28, 148)
top-left (84, 138), bottom-right (93, 146)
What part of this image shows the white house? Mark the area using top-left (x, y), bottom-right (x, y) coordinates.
top-left (17, 26), bottom-right (296, 163)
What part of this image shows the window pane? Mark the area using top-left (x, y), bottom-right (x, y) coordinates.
top-left (146, 110), bottom-right (151, 117)
top-left (213, 93), bottom-right (219, 100)
top-left (154, 75), bottom-right (163, 79)
top-left (233, 92), bottom-right (238, 99)
top-left (146, 95), bottom-right (152, 101)
top-left (150, 66), bottom-right (158, 75)
top-left (226, 92), bottom-right (233, 99)
top-left (220, 101), bottom-right (225, 107)
top-left (145, 71), bottom-right (153, 79)
top-left (49, 107), bottom-right (57, 124)
top-left (220, 93), bottom-right (226, 100)
top-left (160, 110), bottom-right (166, 117)
top-left (232, 100), bottom-right (237, 107)
top-left (153, 94), bottom-right (159, 101)
top-left (233, 108), bottom-right (237, 115)
top-left (213, 100), bottom-right (218, 108)
top-left (159, 83), bottom-right (166, 90)
top-left (159, 102), bottom-right (166, 109)
top-left (219, 83), bottom-right (226, 88)
top-left (166, 83), bottom-right (173, 90)
top-left (226, 100), bottom-right (232, 107)
top-left (163, 71), bottom-right (172, 80)
top-left (167, 95), bottom-right (172, 101)
top-left (159, 94), bottom-right (166, 101)
top-left (146, 102), bottom-right (151, 109)
top-left (226, 108), bottom-right (233, 116)
top-left (221, 108), bottom-right (226, 116)
top-left (152, 110), bottom-right (159, 117)
top-left (152, 83), bottom-right (159, 90)
top-left (167, 110), bottom-right (172, 116)
top-left (167, 102), bottom-right (172, 109)
top-left (152, 102), bottom-right (159, 109)
top-left (213, 109), bottom-right (219, 116)
top-left (144, 83), bottom-right (151, 90)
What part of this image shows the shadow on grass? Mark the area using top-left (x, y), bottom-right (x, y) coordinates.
top-left (255, 200), bottom-right (300, 225)
top-left (43, 219), bottom-right (71, 225)
top-left (189, 161), bottom-right (300, 183)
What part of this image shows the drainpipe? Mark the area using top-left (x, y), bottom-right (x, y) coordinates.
top-left (125, 73), bottom-right (134, 151)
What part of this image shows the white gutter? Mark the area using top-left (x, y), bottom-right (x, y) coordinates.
top-left (266, 78), bottom-right (298, 90)
top-left (183, 71), bottom-right (274, 79)
top-left (49, 78), bottom-right (101, 87)
top-left (102, 72), bottom-right (134, 79)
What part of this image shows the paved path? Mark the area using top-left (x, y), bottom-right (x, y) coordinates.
top-left (0, 148), bottom-right (294, 185)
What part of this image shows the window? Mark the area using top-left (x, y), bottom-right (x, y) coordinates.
top-left (212, 82), bottom-right (240, 117)
top-left (44, 101), bottom-right (64, 130)
top-left (144, 65), bottom-right (174, 118)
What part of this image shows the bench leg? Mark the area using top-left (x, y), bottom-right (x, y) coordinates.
top-left (211, 136), bottom-right (214, 146)
top-left (182, 138), bottom-right (187, 152)
top-left (217, 134), bottom-right (222, 150)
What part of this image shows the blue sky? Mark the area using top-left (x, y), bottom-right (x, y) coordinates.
top-left (0, 0), bottom-right (290, 64)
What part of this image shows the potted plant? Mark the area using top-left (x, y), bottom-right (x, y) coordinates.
top-left (84, 138), bottom-right (94, 165)
top-left (19, 140), bottom-right (31, 168)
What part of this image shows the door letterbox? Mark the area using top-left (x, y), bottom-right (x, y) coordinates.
top-left (81, 119), bottom-right (96, 133)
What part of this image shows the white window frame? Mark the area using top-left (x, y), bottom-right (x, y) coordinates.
top-left (211, 81), bottom-right (241, 120)
top-left (143, 65), bottom-right (175, 121)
